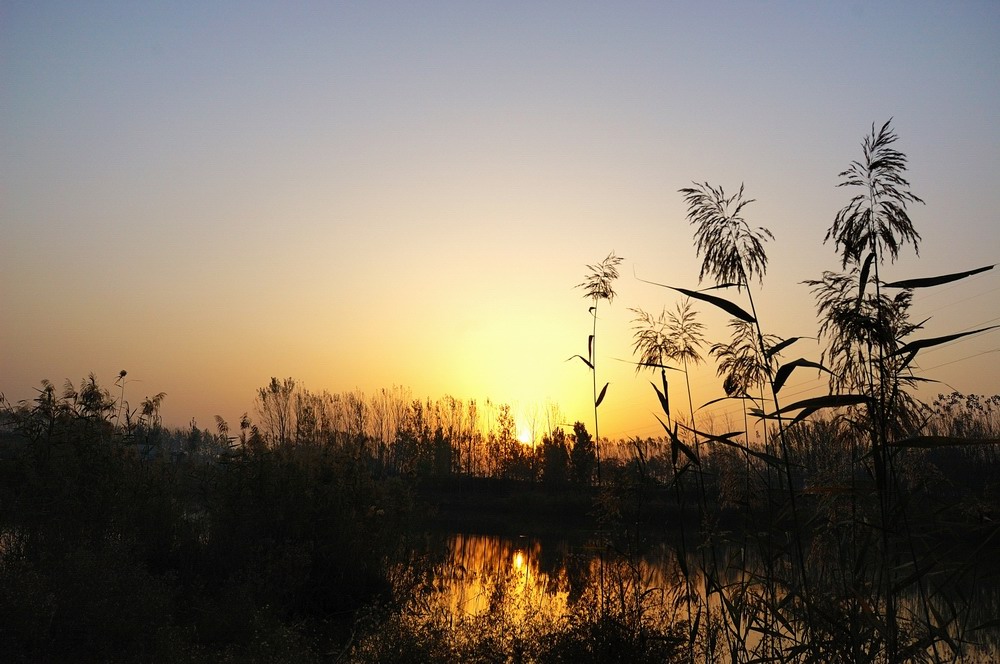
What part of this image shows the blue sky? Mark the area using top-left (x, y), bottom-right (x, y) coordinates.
top-left (2, 1), bottom-right (998, 436)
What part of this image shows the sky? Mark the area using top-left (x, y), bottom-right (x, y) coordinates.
top-left (2, 1), bottom-right (999, 440)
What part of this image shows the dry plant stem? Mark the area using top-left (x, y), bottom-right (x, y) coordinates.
top-left (742, 275), bottom-right (817, 655)
top-left (114, 372), bottom-right (126, 434)
top-left (683, 357), bottom-right (733, 659)
top-left (867, 206), bottom-right (933, 662)
top-left (591, 304), bottom-right (602, 485)
top-left (629, 302), bottom-right (713, 659)
top-left (673, 309), bottom-right (732, 658)
top-left (576, 251), bottom-right (622, 486)
top-left (679, 181), bottom-right (812, 656)
top-left (652, 368), bottom-right (697, 663)
top-left (870, 247), bottom-right (900, 659)
top-left (824, 120), bottom-right (926, 660)
top-left (870, 250), bottom-right (939, 664)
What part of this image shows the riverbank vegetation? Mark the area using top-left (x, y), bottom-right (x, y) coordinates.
top-left (2, 120), bottom-right (998, 661)
top-left (2, 379), bottom-right (996, 662)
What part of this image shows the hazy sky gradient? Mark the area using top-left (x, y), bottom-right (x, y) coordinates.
top-left (3, 1), bottom-right (998, 438)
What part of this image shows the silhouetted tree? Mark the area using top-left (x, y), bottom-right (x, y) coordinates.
top-left (570, 421), bottom-right (596, 485)
top-left (432, 426), bottom-right (452, 477)
top-left (541, 428), bottom-right (570, 486)
top-left (487, 404), bottom-right (519, 479)
top-left (255, 377), bottom-right (296, 446)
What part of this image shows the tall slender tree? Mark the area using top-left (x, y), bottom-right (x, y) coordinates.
top-left (255, 377), bottom-right (297, 446)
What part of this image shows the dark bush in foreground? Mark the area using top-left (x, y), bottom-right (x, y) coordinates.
top-left (0, 388), bottom-right (409, 661)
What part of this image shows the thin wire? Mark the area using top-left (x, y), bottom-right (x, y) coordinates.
top-left (923, 348), bottom-right (1000, 372)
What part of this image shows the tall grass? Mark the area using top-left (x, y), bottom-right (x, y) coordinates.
top-left (608, 119), bottom-right (1000, 662)
top-left (574, 251), bottom-right (624, 485)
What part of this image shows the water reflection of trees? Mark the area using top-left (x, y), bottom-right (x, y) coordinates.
top-left (374, 533), bottom-right (1000, 663)
top-left (370, 533), bottom-right (688, 660)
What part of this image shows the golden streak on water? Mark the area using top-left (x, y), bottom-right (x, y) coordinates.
top-left (512, 549), bottom-right (525, 571)
top-left (395, 533), bottom-right (1000, 662)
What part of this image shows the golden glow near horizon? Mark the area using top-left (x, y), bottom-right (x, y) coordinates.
top-left (2, 3), bottom-right (999, 437)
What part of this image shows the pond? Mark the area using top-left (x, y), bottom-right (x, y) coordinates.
top-left (368, 530), bottom-right (1000, 663)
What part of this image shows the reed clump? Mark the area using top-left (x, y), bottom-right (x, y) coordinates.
top-left (602, 118), bottom-right (1000, 662)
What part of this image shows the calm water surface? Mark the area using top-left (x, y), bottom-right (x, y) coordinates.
top-left (399, 530), bottom-right (1000, 661)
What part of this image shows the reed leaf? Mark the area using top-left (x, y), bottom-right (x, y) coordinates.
top-left (651, 380), bottom-right (670, 419)
top-left (773, 358), bottom-right (834, 393)
top-left (971, 618), bottom-right (1000, 632)
top-left (628, 359), bottom-right (681, 372)
top-left (801, 485), bottom-right (854, 495)
top-left (765, 393), bottom-right (870, 418)
top-left (672, 286), bottom-right (755, 323)
top-left (677, 422), bottom-right (784, 467)
top-left (659, 370), bottom-right (670, 418)
top-left (883, 264), bottom-right (994, 289)
top-left (688, 606), bottom-right (700, 647)
top-left (635, 276), bottom-right (756, 322)
top-left (658, 416), bottom-right (698, 466)
top-left (891, 325), bottom-right (999, 357)
top-left (892, 561), bottom-right (936, 595)
top-left (697, 395), bottom-right (734, 410)
top-left (567, 354), bottom-right (594, 370)
top-left (675, 423), bottom-right (742, 444)
top-left (698, 394), bottom-right (760, 411)
top-left (858, 251), bottom-right (875, 306)
top-left (717, 581), bottom-right (741, 629)
top-left (788, 406), bottom-right (823, 426)
top-left (595, 382), bottom-right (609, 408)
top-left (765, 336), bottom-right (807, 360)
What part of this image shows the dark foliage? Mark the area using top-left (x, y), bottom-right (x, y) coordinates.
top-left (0, 382), bottom-right (408, 662)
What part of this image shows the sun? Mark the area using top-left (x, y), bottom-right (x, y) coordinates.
top-left (516, 426), bottom-right (533, 445)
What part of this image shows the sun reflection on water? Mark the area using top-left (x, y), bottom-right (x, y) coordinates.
top-left (385, 533), bottom-right (1000, 662)
top-left (399, 531), bottom-right (687, 640)
top-left (433, 533), bottom-right (572, 625)
top-left (512, 549), bottom-right (525, 571)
